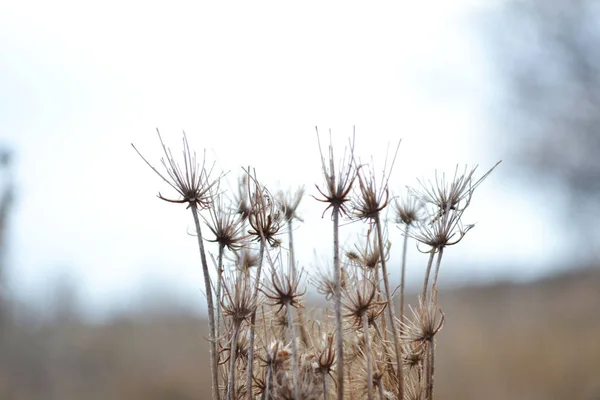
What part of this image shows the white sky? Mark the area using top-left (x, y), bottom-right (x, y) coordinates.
top-left (0, 1), bottom-right (567, 316)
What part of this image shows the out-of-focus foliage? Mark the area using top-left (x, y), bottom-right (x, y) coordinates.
top-left (488, 1), bottom-right (600, 240)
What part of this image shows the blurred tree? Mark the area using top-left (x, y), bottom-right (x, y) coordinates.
top-left (0, 148), bottom-right (14, 326)
top-left (489, 0), bottom-right (600, 260)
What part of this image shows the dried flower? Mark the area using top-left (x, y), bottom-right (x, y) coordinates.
top-left (131, 129), bottom-right (222, 209)
top-left (412, 161), bottom-right (501, 217)
top-left (204, 192), bottom-right (247, 251)
top-left (246, 171), bottom-right (283, 248)
top-left (314, 129), bottom-right (357, 219)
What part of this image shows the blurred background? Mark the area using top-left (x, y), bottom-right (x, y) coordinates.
top-left (1, 1), bottom-right (599, 399)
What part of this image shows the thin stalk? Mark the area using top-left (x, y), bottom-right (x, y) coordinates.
top-left (322, 374), bottom-right (329, 400)
top-left (362, 312), bottom-right (374, 400)
top-left (288, 220), bottom-right (296, 276)
top-left (332, 205), bottom-right (344, 399)
top-left (399, 225), bottom-right (410, 332)
top-left (265, 363), bottom-right (272, 400)
top-left (216, 243), bottom-right (225, 338)
top-left (421, 251), bottom-right (436, 303)
top-left (377, 380), bottom-right (385, 400)
top-left (286, 302), bottom-right (300, 400)
top-left (374, 214), bottom-right (403, 400)
top-left (288, 219), bottom-right (309, 345)
top-left (431, 247), bottom-right (445, 293)
top-left (246, 242), bottom-right (266, 400)
top-left (191, 207), bottom-right (220, 400)
top-left (226, 323), bottom-right (241, 400)
top-left (426, 340), bottom-right (435, 400)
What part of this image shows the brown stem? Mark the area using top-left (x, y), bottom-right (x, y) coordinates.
top-left (286, 302), bottom-right (300, 400)
top-left (226, 322), bottom-right (241, 400)
top-left (216, 243), bottom-right (225, 339)
top-left (333, 205), bottom-right (345, 400)
top-left (426, 339), bottom-right (436, 400)
top-left (374, 214), bottom-right (403, 400)
top-left (421, 251), bottom-right (436, 303)
top-left (431, 247), bottom-right (445, 293)
top-left (191, 207), bottom-right (220, 400)
top-left (362, 312), bottom-right (374, 400)
top-left (399, 225), bottom-right (410, 332)
top-left (247, 242), bottom-right (266, 400)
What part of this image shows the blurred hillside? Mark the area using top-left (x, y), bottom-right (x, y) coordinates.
top-left (1, 267), bottom-right (598, 400)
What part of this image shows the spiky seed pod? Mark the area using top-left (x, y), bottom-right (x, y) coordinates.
top-left (310, 263), bottom-right (349, 301)
top-left (350, 230), bottom-right (390, 272)
top-left (234, 248), bottom-right (260, 274)
top-left (400, 297), bottom-right (445, 345)
top-left (394, 191), bottom-right (424, 227)
top-left (204, 193), bottom-right (247, 252)
top-left (132, 129), bottom-right (222, 210)
top-left (278, 186), bottom-right (305, 223)
top-left (412, 161), bottom-right (501, 218)
top-left (341, 278), bottom-right (386, 331)
top-left (234, 173), bottom-right (251, 222)
top-left (411, 208), bottom-right (473, 252)
top-left (352, 166), bottom-right (390, 221)
top-left (314, 129), bottom-right (357, 219)
top-left (221, 272), bottom-right (257, 326)
top-left (403, 342), bottom-right (426, 371)
top-left (262, 262), bottom-right (306, 314)
top-left (314, 332), bottom-right (336, 379)
top-left (246, 173), bottom-right (283, 248)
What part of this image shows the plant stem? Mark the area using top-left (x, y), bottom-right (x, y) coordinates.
top-left (191, 206), bottom-right (220, 400)
top-left (400, 225), bottom-right (410, 332)
top-left (322, 373), bottom-right (329, 400)
top-left (377, 380), bottom-right (385, 400)
top-left (421, 251), bottom-right (436, 303)
top-left (226, 322), bottom-right (241, 400)
top-left (286, 302), bottom-right (300, 400)
top-left (426, 339), bottom-right (436, 400)
top-left (216, 243), bottom-right (225, 339)
top-left (288, 219), bottom-right (309, 346)
top-left (362, 312), bottom-right (374, 400)
top-left (431, 247), bottom-right (445, 293)
top-left (374, 214), bottom-right (403, 400)
top-left (332, 205), bottom-right (344, 400)
top-left (246, 241), bottom-right (266, 399)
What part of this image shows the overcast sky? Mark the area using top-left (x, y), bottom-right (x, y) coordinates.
top-left (0, 1), bottom-right (567, 316)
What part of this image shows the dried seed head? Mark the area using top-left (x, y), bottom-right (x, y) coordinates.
top-left (394, 191), bottom-right (424, 227)
top-left (349, 229), bottom-right (390, 271)
top-left (278, 186), bottom-right (305, 223)
top-left (401, 296), bottom-right (445, 344)
top-left (314, 332), bottom-right (336, 376)
top-left (234, 175), bottom-right (251, 223)
top-left (412, 161), bottom-right (501, 217)
top-left (342, 278), bottom-right (386, 330)
top-left (310, 261), bottom-right (349, 301)
top-left (314, 128), bottom-right (357, 219)
top-left (352, 141), bottom-right (400, 221)
top-left (246, 170), bottom-right (283, 247)
top-left (221, 271), bottom-right (257, 326)
top-left (234, 248), bottom-right (261, 274)
top-left (411, 208), bottom-right (473, 251)
top-left (262, 256), bottom-right (306, 313)
top-left (132, 129), bottom-right (222, 210)
top-left (204, 192), bottom-right (246, 251)
top-left (402, 342), bottom-right (425, 370)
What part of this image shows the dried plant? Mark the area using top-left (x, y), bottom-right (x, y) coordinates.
top-left (314, 128), bottom-right (357, 400)
top-left (133, 128), bottom-right (499, 400)
top-left (351, 141), bottom-right (404, 399)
